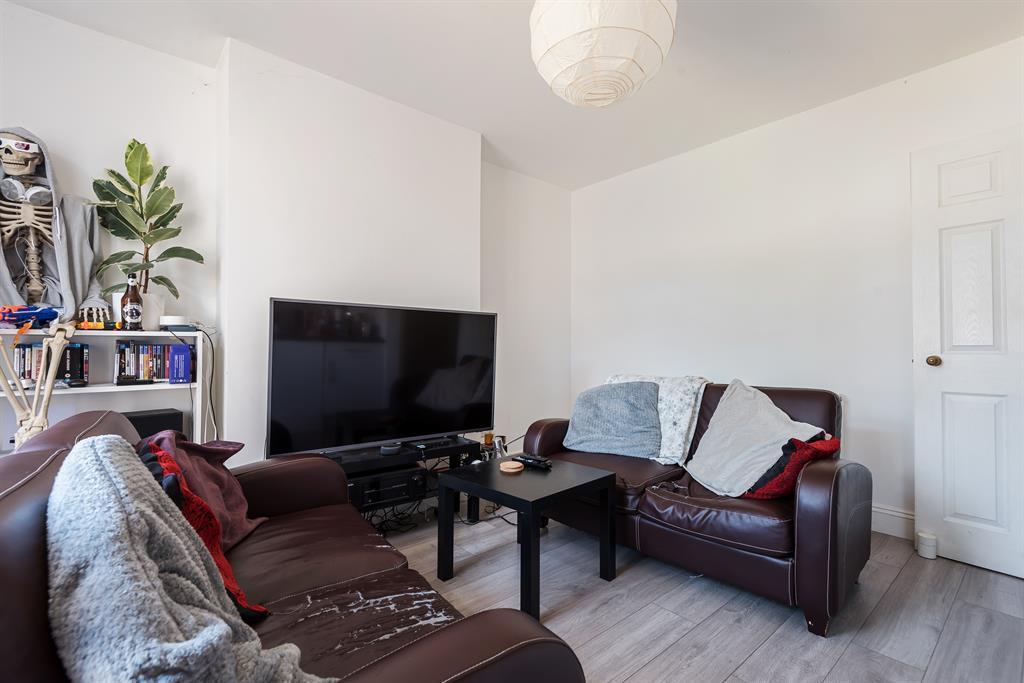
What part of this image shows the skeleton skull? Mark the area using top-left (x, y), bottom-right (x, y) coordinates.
top-left (1, 133), bottom-right (43, 177)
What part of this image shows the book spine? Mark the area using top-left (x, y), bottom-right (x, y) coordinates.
top-left (169, 344), bottom-right (191, 384)
top-left (32, 343), bottom-right (43, 381)
top-left (68, 345), bottom-right (80, 381)
top-left (61, 345), bottom-right (72, 380)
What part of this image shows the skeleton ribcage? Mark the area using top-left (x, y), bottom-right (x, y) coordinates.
top-left (0, 198), bottom-right (54, 245)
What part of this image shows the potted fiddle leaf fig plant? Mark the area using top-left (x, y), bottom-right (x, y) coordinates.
top-left (92, 139), bottom-right (204, 328)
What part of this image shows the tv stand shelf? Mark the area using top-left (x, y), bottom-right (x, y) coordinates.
top-left (313, 436), bottom-right (482, 520)
top-left (324, 436), bottom-right (481, 475)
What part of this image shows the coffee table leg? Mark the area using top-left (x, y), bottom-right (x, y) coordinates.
top-left (599, 482), bottom-right (616, 581)
top-left (520, 508), bottom-right (541, 619)
top-left (437, 483), bottom-right (455, 581)
top-left (467, 495), bottom-right (480, 524)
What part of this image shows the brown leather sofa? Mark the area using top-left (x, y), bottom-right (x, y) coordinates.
top-left (0, 411), bottom-right (584, 682)
top-left (525, 384), bottom-right (872, 637)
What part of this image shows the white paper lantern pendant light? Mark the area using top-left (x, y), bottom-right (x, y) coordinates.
top-left (530, 0), bottom-right (678, 108)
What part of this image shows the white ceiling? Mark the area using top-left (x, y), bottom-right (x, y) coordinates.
top-left (14, 0), bottom-right (1024, 189)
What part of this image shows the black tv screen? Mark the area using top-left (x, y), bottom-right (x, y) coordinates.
top-left (267, 299), bottom-right (496, 456)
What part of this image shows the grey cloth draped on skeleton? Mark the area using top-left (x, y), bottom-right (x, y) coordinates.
top-left (0, 126), bottom-right (108, 321)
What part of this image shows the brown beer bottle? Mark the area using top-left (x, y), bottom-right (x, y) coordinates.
top-left (121, 273), bottom-right (143, 331)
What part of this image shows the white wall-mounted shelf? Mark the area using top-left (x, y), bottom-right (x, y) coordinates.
top-left (0, 328), bottom-right (208, 443)
top-left (0, 329), bottom-right (200, 338)
top-left (47, 382), bottom-right (198, 395)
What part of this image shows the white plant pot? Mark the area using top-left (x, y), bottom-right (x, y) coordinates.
top-left (109, 290), bottom-right (165, 329)
top-left (141, 291), bottom-right (165, 330)
top-left (109, 293), bottom-right (122, 323)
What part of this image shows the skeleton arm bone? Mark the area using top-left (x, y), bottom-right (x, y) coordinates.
top-left (0, 342), bottom-right (31, 426)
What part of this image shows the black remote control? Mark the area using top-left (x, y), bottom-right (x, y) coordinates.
top-left (514, 455), bottom-right (552, 470)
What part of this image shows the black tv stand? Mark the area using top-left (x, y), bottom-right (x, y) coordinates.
top-left (408, 435), bottom-right (458, 450)
top-left (322, 436), bottom-right (482, 521)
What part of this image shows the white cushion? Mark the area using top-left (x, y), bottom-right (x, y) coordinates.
top-left (685, 379), bottom-right (823, 497)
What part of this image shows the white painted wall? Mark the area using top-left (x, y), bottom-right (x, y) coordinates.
top-left (0, 1), bottom-right (218, 325)
top-left (0, 2), bottom-right (218, 442)
top-left (570, 39), bottom-right (1023, 535)
top-left (219, 41), bottom-right (482, 464)
top-left (481, 162), bottom-right (571, 444)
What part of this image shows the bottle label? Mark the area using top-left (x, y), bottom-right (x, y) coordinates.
top-left (123, 303), bottom-right (143, 323)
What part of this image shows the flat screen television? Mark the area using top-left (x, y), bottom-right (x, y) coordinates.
top-left (267, 299), bottom-right (496, 456)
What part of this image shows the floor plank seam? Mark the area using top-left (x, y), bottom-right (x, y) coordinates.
top-left (851, 548), bottom-right (916, 661)
top-left (725, 611), bottom-right (791, 683)
top-left (919, 567), bottom-right (969, 680)
top-left (619, 592), bottom-right (735, 683)
top-left (569, 591), bottom-right (658, 650)
top-left (603, 605), bottom-right (698, 683)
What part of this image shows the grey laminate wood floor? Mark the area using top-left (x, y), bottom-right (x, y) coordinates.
top-left (388, 513), bottom-right (1024, 683)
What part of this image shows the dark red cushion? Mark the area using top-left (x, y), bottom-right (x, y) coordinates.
top-left (137, 440), bottom-right (269, 623)
top-left (140, 431), bottom-right (265, 550)
top-left (742, 435), bottom-right (841, 499)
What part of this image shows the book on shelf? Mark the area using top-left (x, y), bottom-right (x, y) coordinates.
top-left (13, 343), bottom-right (89, 385)
top-left (115, 341), bottom-right (195, 385)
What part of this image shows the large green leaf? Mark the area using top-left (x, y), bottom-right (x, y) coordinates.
top-left (93, 179), bottom-right (134, 205)
top-left (121, 261), bottom-right (154, 274)
top-left (96, 250), bottom-right (139, 276)
top-left (150, 275), bottom-right (180, 299)
top-left (124, 139), bottom-right (141, 166)
top-left (142, 226), bottom-right (181, 246)
top-left (101, 283), bottom-right (127, 298)
top-left (92, 179), bottom-right (117, 203)
top-left (144, 186), bottom-right (175, 221)
top-left (106, 168), bottom-right (136, 194)
top-left (97, 206), bottom-right (142, 240)
top-left (151, 203), bottom-right (182, 230)
top-left (149, 165), bottom-right (169, 196)
top-left (154, 246), bottom-right (204, 264)
top-left (116, 201), bottom-right (147, 236)
top-left (125, 140), bottom-right (153, 186)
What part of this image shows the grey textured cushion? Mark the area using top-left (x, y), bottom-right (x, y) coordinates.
top-left (563, 381), bottom-right (661, 458)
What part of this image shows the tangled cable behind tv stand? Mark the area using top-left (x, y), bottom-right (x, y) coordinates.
top-left (359, 432), bottom-right (528, 535)
top-left (360, 454), bottom-right (516, 534)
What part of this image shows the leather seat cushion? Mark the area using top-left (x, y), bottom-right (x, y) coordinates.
top-left (228, 504), bottom-right (407, 604)
top-left (256, 566), bottom-right (462, 679)
top-left (637, 474), bottom-right (795, 557)
top-left (546, 450), bottom-right (685, 512)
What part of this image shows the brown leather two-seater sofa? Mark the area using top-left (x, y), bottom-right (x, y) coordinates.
top-left (525, 384), bottom-right (872, 637)
top-left (0, 411), bottom-right (584, 682)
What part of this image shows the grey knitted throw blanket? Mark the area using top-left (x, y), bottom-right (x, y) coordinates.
top-left (47, 434), bottom-right (332, 682)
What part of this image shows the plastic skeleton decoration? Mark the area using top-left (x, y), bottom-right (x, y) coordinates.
top-left (0, 321), bottom-right (76, 447)
top-left (0, 128), bottom-right (109, 322)
top-left (0, 135), bottom-right (54, 306)
top-left (0, 129), bottom-right (109, 446)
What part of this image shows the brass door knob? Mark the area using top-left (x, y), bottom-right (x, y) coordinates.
top-left (926, 355), bottom-right (943, 367)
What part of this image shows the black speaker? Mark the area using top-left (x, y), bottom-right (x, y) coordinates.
top-left (124, 409), bottom-right (185, 439)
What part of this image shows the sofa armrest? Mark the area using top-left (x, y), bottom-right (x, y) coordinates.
top-left (231, 454), bottom-right (348, 518)
top-left (343, 608), bottom-right (584, 683)
top-left (794, 458), bottom-right (872, 636)
top-left (524, 419), bottom-right (570, 457)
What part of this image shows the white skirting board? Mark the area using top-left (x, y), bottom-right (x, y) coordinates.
top-left (872, 503), bottom-right (914, 539)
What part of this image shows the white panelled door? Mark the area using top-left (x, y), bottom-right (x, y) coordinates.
top-left (912, 127), bottom-right (1023, 578)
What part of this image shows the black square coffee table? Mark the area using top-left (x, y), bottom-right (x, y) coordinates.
top-left (436, 457), bottom-right (616, 619)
